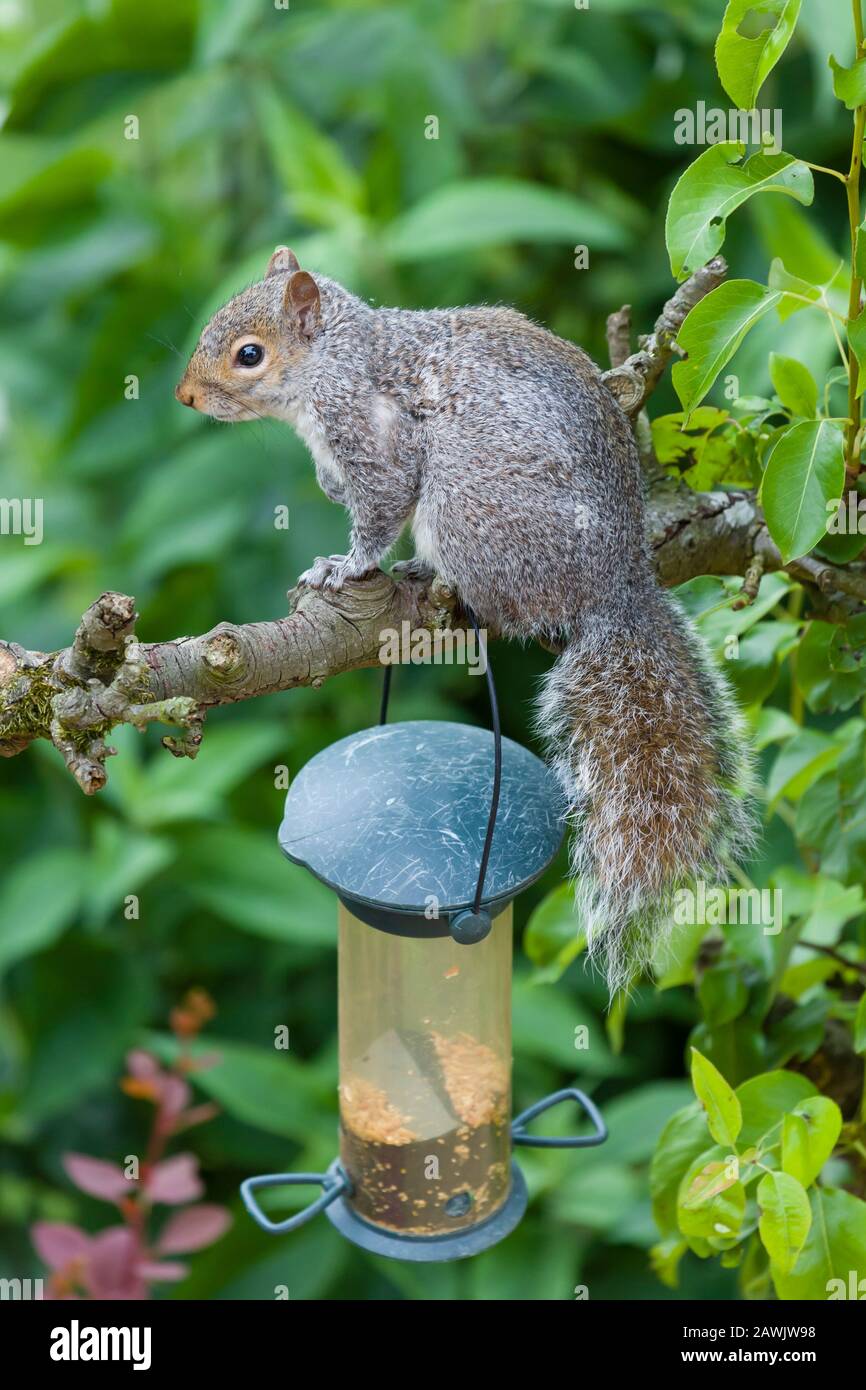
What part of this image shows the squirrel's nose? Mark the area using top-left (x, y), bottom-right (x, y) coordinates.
top-left (175, 383), bottom-right (197, 408)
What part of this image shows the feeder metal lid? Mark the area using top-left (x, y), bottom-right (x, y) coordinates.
top-left (278, 720), bottom-right (566, 919)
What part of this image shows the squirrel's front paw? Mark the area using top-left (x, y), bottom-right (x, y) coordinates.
top-left (321, 556), bottom-right (377, 590)
top-left (297, 554), bottom-right (346, 589)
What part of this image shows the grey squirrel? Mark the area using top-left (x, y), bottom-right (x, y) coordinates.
top-left (177, 246), bottom-right (755, 992)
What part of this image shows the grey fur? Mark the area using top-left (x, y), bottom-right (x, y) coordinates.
top-left (178, 259), bottom-right (757, 993)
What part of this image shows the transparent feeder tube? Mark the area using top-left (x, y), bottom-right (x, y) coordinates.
top-left (337, 904), bottom-right (513, 1235)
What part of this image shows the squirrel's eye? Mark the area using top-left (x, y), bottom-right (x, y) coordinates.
top-left (235, 343), bottom-right (264, 368)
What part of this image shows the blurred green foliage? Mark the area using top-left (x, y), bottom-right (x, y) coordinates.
top-left (0, 0), bottom-right (865, 1301)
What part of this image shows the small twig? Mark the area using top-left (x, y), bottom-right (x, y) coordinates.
top-left (732, 554), bottom-right (765, 610)
top-left (799, 940), bottom-right (866, 979)
top-left (606, 304), bottom-right (632, 368)
top-left (602, 256), bottom-right (728, 415)
top-left (754, 527), bottom-right (866, 601)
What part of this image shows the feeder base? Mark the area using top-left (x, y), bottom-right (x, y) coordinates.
top-left (323, 1159), bottom-right (528, 1262)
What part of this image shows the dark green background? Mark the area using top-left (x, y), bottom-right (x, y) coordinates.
top-left (0, 0), bottom-right (858, 1300)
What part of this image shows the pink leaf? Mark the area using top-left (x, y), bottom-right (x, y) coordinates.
top-left (158, 1074), bottom-right (192, 1119)
top-left (186, 1049), bottom-right (222, 1073)
top-left (173, 1102), bottom-right (220, 1133)
top-left (63, 1153), bottom-right (130, 1203)
top-left (157, 1204), bottom-right (232, 1254)
top-left (31, 1222), bottom-right (89, 1271)
top-left (136, 1259), bottom-right (189, 1282)
top-left (125, 1049), bottom-right (159, 1079)
top-left (84, 1227), bottom-right (144, 1300)
top-left (146, 1152), bottom-right (203, 1204)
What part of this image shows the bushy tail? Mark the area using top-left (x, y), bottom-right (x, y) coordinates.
top-left (536, 589), bottom-right (756, 995)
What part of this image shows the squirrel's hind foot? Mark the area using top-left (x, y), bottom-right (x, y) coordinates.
top-left (391, 557), bottom-right (437, 583)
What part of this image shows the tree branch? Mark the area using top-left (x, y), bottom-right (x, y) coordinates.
top-left (605, 303), bottom-right (632, 369)
top-left (1, 573), bottom-right (460, 792)
top-left (602, 255), bottom-right (728, 415)
top-left (0, 486), bottom-right (781, 792)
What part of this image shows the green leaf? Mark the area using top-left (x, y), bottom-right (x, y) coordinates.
top-left (846, 306), bottom-right (866, 399)
top-left (781, 1112), bottom-right (810, 1184)
top-left (606, 988), bottom-right (627, 1056)
top-left (253, 82), bottom-right (365, 227)
top-left (781, 1097), bottom-right (842, 1185)
top-left (0, 850), bottom-right (85, 976)
top-left (698, 962), bottom-right (749, 1026)
top-left (585, 1082), bottom-right (693, 1168)
top-left (758, 192), bottom-right (844, 284)
top-left (829, 54), bottom-right (866, 110)
top-left (650, 1237), bottom-right (688, 1290)
top-left (765, 729), bottom-right (840, 809)
top-left (85, 820), bottom-right (174, 928)
top-left (666, 144), bottom-right (812, 280)
top-left (680, 573), bottom-right (791, 652)
top-left (728, 622), bottom-right (796, 707)
top-left (384, 178), bottom-right (628, 261)
top-left (651, 408), bottom-right (729, 466)
top-left (523, 882), bottom-right (585, 980)
top-left (672, 280), bottom-right (782, 414)
top-left (467, 1223), bottom-right (588, 1303)
top-left (795, 773), bottom-right (866, 879)
top-left (759, 420), bottom-right (845, 563)
top-left (181, 826), bottom-right (335, 945)
top-left (817, 518), bottom-right (866, 566)
top-left (210, 1222), bottom-right (347, 1302)
top-left (144, 1033), bottom-right (325, 1141)
top-left (797, 619), bottom-right (866, 711)
top-left (752, 706), bottom-right (800, 750)
top-left (677, 1147), bottom-right (745, 1240)
top-left (681, 1159), bottom-right (740, 1209)
top-left (741, 1232), bottom-right (774, 1297)
top-left (715, 0), bottom-right (802, 110)
top-left (735, 1069), bottom-right (817, 1148)
top-left (855, 993), bottom-right (866, 1053)
top-left (128, 722), bottom-right (289, 827)
top-left (757, 1170), bottom-right (812, 1273)
top-left (770, 865), bottom-right (865, 941)
top-left (5, 2), bottom-right (196, 127)
top-left (779, 956), bottom-right (839, 998)
top-left (830, 617), bottom-right (866, 672)
top-left (650, 1102), bottom-right (715, 1236)
top-left (689, 1018), bottom-right (768, 1087)
top-left (767, 256), bottom-right (823, 321)
top-left (690, 1047), bottom-right (742, 1148)
top-left (856, 220), bottom-right (866, 282)
top-left (769, 352), bottom-right (818, 417)
top-left (553, 1163), bottom-right (642, 1231)
top-left (512, 978), bottom-right (626, 1077)
top-left (766, 996), bottom-right (828, 1067)
top-left (0, 139), bottom-right (113, 236)
top-left (771, 1187), bottom-right (866, 1298)
top-left (653, 916), bottom-right (711, 989)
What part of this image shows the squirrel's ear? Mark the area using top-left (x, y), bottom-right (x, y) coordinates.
top-left (265, 245), bottom-right (300, 278)
top-left (285, 270), bottom-right (321, 339)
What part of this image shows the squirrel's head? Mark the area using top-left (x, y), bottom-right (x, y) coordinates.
top-left (175, 247), bottom-right (321, 421)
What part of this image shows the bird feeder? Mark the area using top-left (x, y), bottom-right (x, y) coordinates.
top-left (241, 659), bottom-right (607, 1262)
